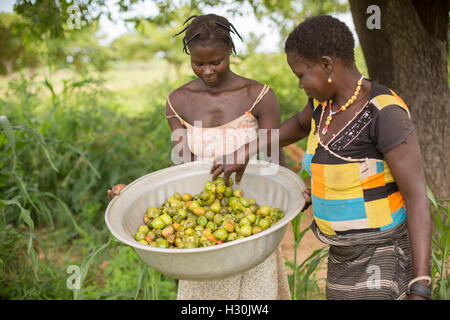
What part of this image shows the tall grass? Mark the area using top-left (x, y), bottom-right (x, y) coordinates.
top-left (427, 187), bottom-right (450, 300)
top-left (1, 52), bottom-right (448, 300)
top-left (0, 72), bottom-right (176, 299)
top-left (287, 210), bottom-right (328, 300)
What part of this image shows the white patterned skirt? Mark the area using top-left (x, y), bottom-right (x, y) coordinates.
top-left (176, 246), bottom-right (291, 300)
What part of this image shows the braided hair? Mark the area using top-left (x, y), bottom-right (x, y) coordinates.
top-left (173, 14), bottom-right (242, 55)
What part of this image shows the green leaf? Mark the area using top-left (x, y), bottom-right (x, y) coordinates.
top-left (74, 240), bottom-right (111, 300)
top-left (0, 199), bottom-right (34, 231)
top-left (62, 143), bottom-right (101, 179)
top-left (18, 124), bottom-right (59, 173)
top-left (0, 115), bottom-right (16, 170)
top-left (426, 186), bottom-right (438, 209)
top-left (40, 192), bottom-right (88, 237)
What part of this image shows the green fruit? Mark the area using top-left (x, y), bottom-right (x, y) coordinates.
top-left (184, 228), bottom-right (195, 236)
top-left (203, 192), bottom-right (215, 205)
top-left (224, 221), bottom-right (235, 233)
top-left (181, 193), bottom-right (192, 202)
top-left (204, 181), bottom-right (216, 193)
top-left (204, 210), bottom-right (215, 221)
top-left (170, 200), bottom-right (183, 209)
top-left (233, 189), bottom-right (243, 198)
top-left (233, 201), bottom-right (245, 213)
top-left (137, 179), bottom-right (283, 248)
top-left (177, 208), bottom-right (188, 219)
top-left (197, 216), bottom-right (208, 226)
top-left (210, 200), bottom-right (221, 213)
top-left (259, 217), bottom-right (272, 230)
top-left (188, 200), bottom-right (200, 211)
top-left (249, 204), bottom-right (258, 214)
top-left (164, 207), bottom-right (177, 216)
top-left (214, 177), bottom-right (226, 185)
top-left (235, 212), bottom-right (245, 221)
top-left (213, 229), bottom-right (228, 242)
top-left (185, 241), bottom-right (196, 248)
top-left (252, 226), bottom-right (263, 235)
top-left (239, 217), bottom-right (251, 227)
top-left (176, 230), bottom-right (184, 238)
top-left (213, 214), bottom-right (224, 226)
top-left (156, 238), bottom-right (169, 248)
top-left (224, 187), bottom-right (233, 198)
top-left (221, 197), bottom-right (229, 206)
top-left (226, 232), bottom-right (238, 242)
top-left (257, 205), bottom-right (271, 217)
top-left (185, 235), bottom-right (197, 245)
top-left (135, 232), bottom-right (146, 241)
top-left (175, 238), bottom-right (185, 248)
top-left (193, 207), bottom-right (206, 216)
top-left (185, 218), bottom-right (196, 229)
top-left (172, 192), bottom-right (181, 200)
top-left (246, 213), bottom-right (257, 224)
top-left (240, 198), bottom-right (250, 207)
top-left (216, 183), bottom-right (226, 194)
top-left (195, 225), bottom-right (204, 236)
top-left (270, 208), bottom-right (284, 221)
top-left (202, 240), bottom-right (215, 247)
top-left (152, 217), bottom-right (165, 230)
top-left (138, 225), bottom-right (149, 234)
top-left (239, 224), bottom-right (252, 237)
top-left (159, 213), bottom-right (172, 225)
top-left (205, 221), bottom-right (217, 232)
top-left (200, 190), bottom-right (210, 201)
top-left (146, 206), bottom-right (160, 218)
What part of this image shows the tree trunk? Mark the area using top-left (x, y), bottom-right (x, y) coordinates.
top-left (349, 0), bottom-right (450, 200)
top-left (1, 58), bottom-right (14, 80)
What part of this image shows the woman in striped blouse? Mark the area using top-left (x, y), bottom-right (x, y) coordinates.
top-left (212, 15), bottom-right (432, 300)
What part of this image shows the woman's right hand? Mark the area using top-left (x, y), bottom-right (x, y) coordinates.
top-left (107, 184), bottom-right (127, 201)
top-left (301, 188), bottom-right (312, 212)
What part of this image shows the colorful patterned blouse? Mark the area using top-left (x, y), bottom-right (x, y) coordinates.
top-left (302, 80), bottom-right (415, 236)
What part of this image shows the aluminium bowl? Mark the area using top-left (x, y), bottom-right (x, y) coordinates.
top-left (105, 160), bottom-right (306, 280)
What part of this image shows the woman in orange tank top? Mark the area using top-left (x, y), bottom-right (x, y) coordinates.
top-left (165, 14), bottom-right (289, 300)
top-left (109, 14), bottom-right (290, 300)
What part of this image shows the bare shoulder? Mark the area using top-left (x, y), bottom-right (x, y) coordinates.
top-left (240, 77), bottom-right (269, 97)
top-left (167, 79), bottom-right (200, 111)
top-left (240, 77), bottom-right (279, 115)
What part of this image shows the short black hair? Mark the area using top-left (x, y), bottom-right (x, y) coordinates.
top-left (173, 14), bottom-right (242, 55)
top-left (284, 15), bottom-right (355, 65)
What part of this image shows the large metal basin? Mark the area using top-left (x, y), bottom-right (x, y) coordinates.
top-left (105, 160), bottom-right (306, 280)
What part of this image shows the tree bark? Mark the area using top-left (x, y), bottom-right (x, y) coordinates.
top-left (349, 0), bottom-right (450, 199)
top-left (1, 58), bottom-right (15, 80)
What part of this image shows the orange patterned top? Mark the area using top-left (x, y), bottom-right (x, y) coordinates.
top-left (166, 85), bottom-right (270, 161)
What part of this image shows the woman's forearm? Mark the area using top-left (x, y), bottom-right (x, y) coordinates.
top-left (406, 198), bottom-right (432, 281)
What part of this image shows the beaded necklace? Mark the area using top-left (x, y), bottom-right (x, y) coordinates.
top-left (322, 74), bottom-right (364, 135)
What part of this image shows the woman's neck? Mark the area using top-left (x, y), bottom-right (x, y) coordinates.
top-left (330, 66), bottom-right (364, 110)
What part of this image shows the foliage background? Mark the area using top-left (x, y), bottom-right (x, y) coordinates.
top-left (0, 0), bottom-right (447, 300)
